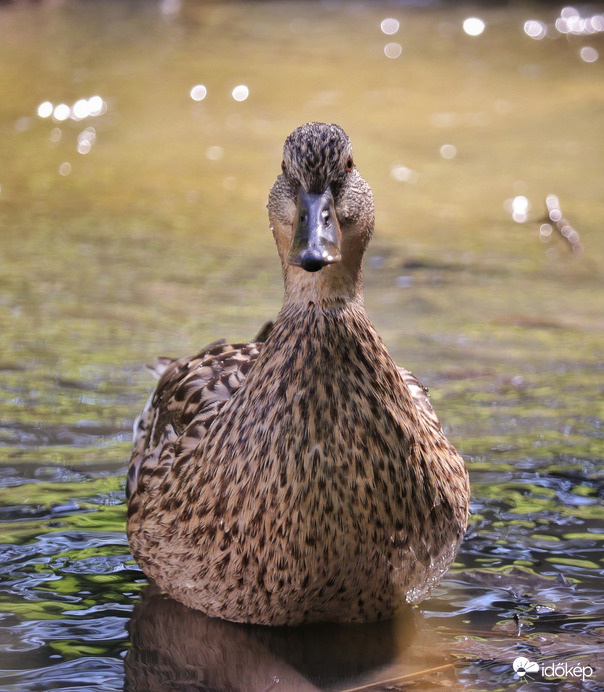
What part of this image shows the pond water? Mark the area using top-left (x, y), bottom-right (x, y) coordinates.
top-left (1, 1), bottom-right (603, 690)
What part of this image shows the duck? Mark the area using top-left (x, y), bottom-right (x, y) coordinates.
top-left (126, 122), bottom-right (470, 626)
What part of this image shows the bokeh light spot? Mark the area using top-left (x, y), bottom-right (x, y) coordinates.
top-left (87, 95), bottom-right (106, 117)
top-left (384, 42), bottom-right (402, 59)
top-left (232, 85), bottom-right (249, 102)
top-left (505, 195), bottom-right (531, 223)
top-left (580, 46), bottom-right (599, 62)
top-left (380, 18), bottom-right (400, 35)
top-left (53, 104), bottom-right (71, 122)
top-left (539, 223), bottom-right (553, 242)
top-left (390, 164), bottom-right (418, 183)
top-left (190, 84), bottom-right (207, 101)
top-left (72, 99), bottom-right (91, 120)
top-left (463, 17), bottom-right (485, 36)
top-left (440, 144), bottom-right (457, 159)
top-left (77, 127), bottom-right (96, 155)
top-left (524, 20), bottom-right (547, 39)
top-left (37, 101), bottom-right (53, 118)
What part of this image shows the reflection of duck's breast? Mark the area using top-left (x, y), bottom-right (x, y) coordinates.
top-left (125, 585), bottom-right (405, 692)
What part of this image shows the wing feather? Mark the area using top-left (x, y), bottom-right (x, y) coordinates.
top-left (126, 337), bottom-right (265, 499)
top-left (397, 366), bottom-right (444, 436)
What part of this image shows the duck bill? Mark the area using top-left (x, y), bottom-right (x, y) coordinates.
top-left (287, 187), bottom-right (342, 273)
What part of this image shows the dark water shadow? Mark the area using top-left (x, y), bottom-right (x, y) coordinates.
top-left (124, 585), bottom-right (452, 691)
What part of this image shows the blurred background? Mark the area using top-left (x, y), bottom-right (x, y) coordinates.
top-left (0, 1), bottom-right (603, 690)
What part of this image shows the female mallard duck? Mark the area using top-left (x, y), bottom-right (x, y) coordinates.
top-left (127, 122), bottom-right (470, 626)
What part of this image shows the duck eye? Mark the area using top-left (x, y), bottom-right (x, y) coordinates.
top-left (346, 157), bottom-right (354, 171)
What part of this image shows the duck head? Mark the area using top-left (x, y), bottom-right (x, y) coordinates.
top-left (268, 123), bottom-right (375, 305)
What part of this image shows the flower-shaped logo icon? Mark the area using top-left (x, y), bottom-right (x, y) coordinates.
top-left (513, 657), bottom-right (540, 678)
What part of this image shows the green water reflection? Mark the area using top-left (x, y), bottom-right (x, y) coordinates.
top-left (0, 1), bottom-right (603, 690)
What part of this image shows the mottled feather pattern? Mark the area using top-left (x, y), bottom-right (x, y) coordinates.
top-left (282, 122), bottom-right (353, 194)
top-left (128, 304), bottom-right (468, 625)
top-left (397, 367), bottom-right (445, 438)
top-left (126, 340), bottom-right (263, 500)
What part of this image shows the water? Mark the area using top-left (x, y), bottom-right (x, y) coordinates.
top-left (1, 1), bottom-right (603, 689)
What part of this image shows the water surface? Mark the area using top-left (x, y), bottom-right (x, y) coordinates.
top-left (1, 1), bottom-right (603, 690)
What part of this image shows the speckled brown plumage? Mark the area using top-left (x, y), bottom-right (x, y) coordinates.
top-left (127, 122), bottom-right (470, 626)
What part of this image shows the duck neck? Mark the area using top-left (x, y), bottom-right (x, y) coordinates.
top-left (244, 291), bottom-right (409, 445)
top-left (263, 289), bottom-right (390, 385)
top-left (281, 262), bottom-right (364, 311)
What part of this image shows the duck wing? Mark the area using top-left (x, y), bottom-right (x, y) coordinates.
top-left (397, 367), bottom-right (444, 435)
top-left (126, 323), bottom-right (273, 499)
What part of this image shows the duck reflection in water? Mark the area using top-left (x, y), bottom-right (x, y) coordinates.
top-left (125, 585), bottom-right (454, 692)
top-left (126, 122), bottom-right (469, 627)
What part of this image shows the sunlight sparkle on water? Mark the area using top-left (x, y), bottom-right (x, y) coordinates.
top-left (525, 7), bottom-right (604, 39)
top-left (463, 17), bottom-right (485, 36)
top-left (37, 96), bottom-right (107, 122)
top-left (505, 195), bottom-right (531, 223)
top-left (53, 104), bottom-right (71, 122)
top-left (72, 99), bottom-right (92, 120)
top-left (580, 46), bottom-right (599, 62)
top-left (557, 12), bottom-right (604, 35)
top-left (539, 223), bottom-right (553, 243)
top-left (524, 20), bottom-right (548, 40)
top-left (190, 84), bottom-right (207, 101)
top-left (37, 101), bottom-right (53, 118)
top-left (384, 43), bottom-right (402, 59)
top-left (440, 144), bottom-right (457, 160)
top-left (77, 127), bottom-right (96, 155)
top-left (231, 85), bottom-right (249, 102)
top-left (87, 95), bottom-right (106, 117)
top-left (390, 164), bottom-right (418, 183)
top-left (557, 7), bottom-right (585, 34)
top-left (380, 18), bottom-right (399, 35)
